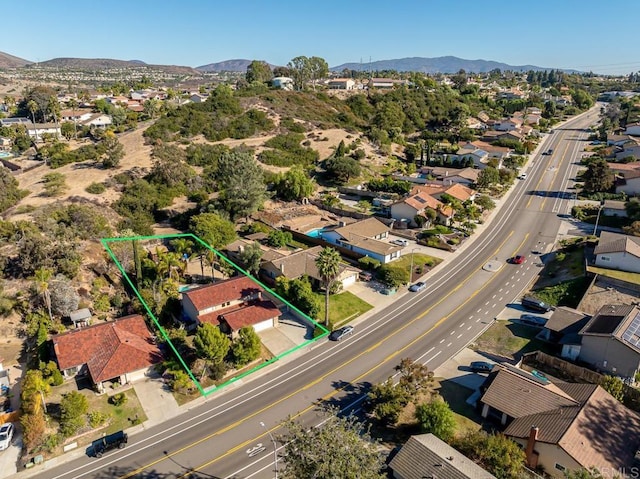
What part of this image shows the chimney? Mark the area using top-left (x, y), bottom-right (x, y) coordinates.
top-left (525, 426), bottom-right (539, 468)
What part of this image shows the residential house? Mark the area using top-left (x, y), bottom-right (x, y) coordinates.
top-left (494, 117), bottom-right (523, 132)
top-left (433, 183), bottom-right (477, 203)
top-left (0, 137), bottom-right (11, 151)
top-left (418, 166), bottom-right (480, 187)
top-left (260, 245), bottom-right (359, 289)
top-left (578, 304), bottom-right (640, 378)
top-left (454, 144), bottom-right (490, 169)
top-left (181, 276), bottom-right (280, 336)
top-left (602, 199), bottom-right (627, 217)
top-left (496, 88), bottom-right (525, 100)
top-left (389, 433), bottom-right (496, 479)
top-left (368, 78), bottom-right (408, 89)
top-left (482, 130), bottom-right (523, 143)
top-left (594, 231), bottom-right (640, 273)
top-left (609, 161), bottom-right (640, 194)
top-left (81, 113), bottom-right (112, 128)
top-left (60, 109), bottom-right (93, 123)
top-left (539, 306), bottom-right (591, 361)
top-left (69, 308), bottom-right (92, 329)
top-left (271, 77), bottom-right (294, 90)
top-left (615, 144), bottom-right (640, 162)
top-left (479, 364), bottom-right (640, 478)
top-left (189, 93), bottom-right (208, 103)
top-left (52, 314), bottom-right (162, 392)
top-left (390, 191), bottom-right (455, 227)
top-left (327, 78), bottom-right (355, 90)
top-left (25, 122), bottom-right (61, 140)
top-left (321, 217), bottom-right (402, 264)
top-left (625, 122), bottom-right (640, 137)
top-left (0, 117), bottom-right (30, 127)
top-left (466, 117), bottom-right (485, 130)
top-left (607, 134), bottom-right (637, 148)
top-left (525, 113), bottom-right (542, 125)
top-left (224, 237), bottom-right (286, 274)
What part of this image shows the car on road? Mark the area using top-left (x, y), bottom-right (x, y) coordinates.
top-left (409, 281), bottom-right (427, 292)
top-left (0, 423), bottom-right (14, 451)
top-left (390, 239), bottom-right (409, 247)
top-left (518, 173), bottom-right (527, 180)
top-left (329, 325), bottom-right (354, 341)
top-left (93, 430), bottom-right (128, 458)
top-left (543, 148), bottom-right (553, 155)
top-left (470, 361), bottom-right (495, 373)
top-left (509, 255), bottom-right (526, 264)
top-left (520, 314), bottom-right (548, 327)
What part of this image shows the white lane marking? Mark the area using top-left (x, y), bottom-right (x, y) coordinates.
top-left (447, 342), bottom-right (452, 347)
top-left (492, 294), bottom-right (496, 299)
top-left (467, 326), bottom-right (472, 330)
top-left (476, 318), bottom-right (482, 322)
top-left (439, 339), bottom-right (445, 344)
top-left (460, 322), bottom-right (465, 327)
top-left (457, 334), bottom-right (463, 339)
top-left (427, 350), bottom-right (442, 363)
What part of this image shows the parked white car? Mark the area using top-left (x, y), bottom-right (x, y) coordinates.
top-left (0, 423), bottom-right (14, 451)
top-left (390, 239), bottom-right (408, 247)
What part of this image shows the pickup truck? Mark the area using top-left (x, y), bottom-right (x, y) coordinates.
top-left (93, 430), bottom-right (128, 458)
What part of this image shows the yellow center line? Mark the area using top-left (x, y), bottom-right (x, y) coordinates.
top-left (540, 142), bottom-right (569, 210)
top-left (122, 231), bottom-right (516, 479)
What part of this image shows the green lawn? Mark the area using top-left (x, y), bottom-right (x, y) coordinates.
top-left (315, 290), bottom-right (373, 326)
top-left (532, 277), bottom-right (591, 309)
top-left (472, 320), bottom-right (555, 360)
top-left (587, 265), bottom-right (640, 285)
top-left (434, 379), bottom-right (482, 438)
top-left (393, 253), bottom-right (443, 270)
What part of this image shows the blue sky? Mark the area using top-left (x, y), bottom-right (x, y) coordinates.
top-left (2, 0), bottom-right (639, 75)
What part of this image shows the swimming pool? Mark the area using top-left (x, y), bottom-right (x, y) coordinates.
top-left (0, 152), bottom-right (12, 158)
top-left (306, 228), bottom-right (324, 238)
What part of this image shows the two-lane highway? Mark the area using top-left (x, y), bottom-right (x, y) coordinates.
top-left (27, 107), bottom-right (601, 479)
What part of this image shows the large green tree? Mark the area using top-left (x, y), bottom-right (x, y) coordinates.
top-left (230, 327), bottom-right (261, 367)
top-left (246, 60), bottom-right (273, 84)
top-left (238, 241), bottom-right (263, 276)
top-left (102, 131), bottom-right (125, 168)
top-left (273, 165), bottom-right (315, 201)
top-left (415, 398), bottom-right (456, 441)
top-left (280, 407), bottom-right (386, 479)
top-left (189, 212), bottom-right (237, 250)
top-left (194, 323), bottom-right (231, 365)
top-left (308, 56), bottom-right (329, 90)
top-left (324, 156), bottom-right (361, 184)
top-left (59, 390), bottom-right (89, 437)
top-left (582, 158), bottom-right (614, 193)
top-left (213, 151), bottom-right (267, 220)
top-left (287, 56), bottom-right (310, 91)
top-left (315, 247), bottom-right (342, 326)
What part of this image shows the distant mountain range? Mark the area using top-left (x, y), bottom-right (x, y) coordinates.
top-left (330, 56), bottom-right (579, 74)
top-left (0, 50), bottom-right (579, 75)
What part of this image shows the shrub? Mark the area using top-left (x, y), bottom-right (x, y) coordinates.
top-left (109, 392), bottom-right (127, 406)
top-left (358, 256), bottom-right (381, 270)
top-left (378, 264), bottom-right (409, 288)
top-left (556, 252), bottom-right (566, 262)
top-left (88, 411), bottom-right (110, 428)
top-left (85, 182), bottom-right (106, 194)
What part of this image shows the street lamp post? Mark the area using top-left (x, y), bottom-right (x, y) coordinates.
top-left (593, 204), bottom-right (604, 236)
top-left (260, 421), bottom-right (278, 479)
top-left (409, 248), bottom-right (419, 283)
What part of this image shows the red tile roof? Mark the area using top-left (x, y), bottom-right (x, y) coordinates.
top-left (53, 315), bottom-right (162, 383)
top-left (184, 276), bottom-right (263, 311)
top-left (220, 301), bottom-right (281, 331)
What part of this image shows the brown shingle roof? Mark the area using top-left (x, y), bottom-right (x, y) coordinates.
top-left (183, 276), bottom-right (262, 311)
top-left (333, 217), bottom-right (390, 239)
top-left (444, 183), bottom-right (476, 202)
top-left (594, 231), bottom-right (640, 258)
top-left (480, 366), bottom-right (579, 419)
top-left (505, 386), bottom-right (640, 472)
top-left (53, 315), bottom-right (162, 383)
top-left (389, 434), bottom-right (497, 479)
top-left (544, 306), bottom-right (591, 334)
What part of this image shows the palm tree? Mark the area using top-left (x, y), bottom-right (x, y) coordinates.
top-left (33, 268), bottom-right (53, 321)
top-left (315, 247), bottom-right (342, 327)
top-left (27, 99), bottom-right (39, 142)
top-left (48, 95), bottom-right (60, 139)
top-left (171, 238), bottom-right (194, 273)
top-left (67, 97), bottom-right (79, 139)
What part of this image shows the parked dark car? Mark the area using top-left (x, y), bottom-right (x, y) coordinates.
top-left (329, 325), bottom-right (354, 341)
top-left (93, 431), bottom-right (128, 458)
top-left (521, 296), bottom-right (553, 313)
top-left (470, 361), bottom-right (494, 373)
top-left (520, 314), bottom-right (547, 327)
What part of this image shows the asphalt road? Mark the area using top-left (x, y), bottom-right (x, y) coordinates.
top-left (23, 107), bottom-right (601, 479)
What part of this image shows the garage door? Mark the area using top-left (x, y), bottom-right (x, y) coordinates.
top-left (253, 318), bottom-right (273, 333)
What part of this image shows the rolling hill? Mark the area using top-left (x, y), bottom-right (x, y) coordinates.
top-left (196, 59), bottom-right (277, 73)
top-left (28, 57), bottom-right (200, 75)
top-left (0, 51), bottom-right (32, 68)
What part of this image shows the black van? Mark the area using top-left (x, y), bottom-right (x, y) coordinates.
top-left (521, 296), bottom-right (552, 313)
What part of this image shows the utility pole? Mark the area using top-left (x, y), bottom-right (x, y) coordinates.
top-left (260, 422), bottom-right (278, 479)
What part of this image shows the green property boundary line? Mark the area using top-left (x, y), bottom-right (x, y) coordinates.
top-left (101, 233), bottom-right (329, 397)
